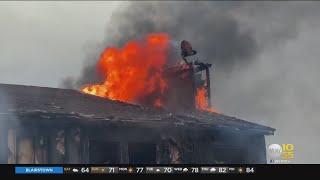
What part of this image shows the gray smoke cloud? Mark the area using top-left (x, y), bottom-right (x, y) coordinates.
top-left (61, 1), bottom-right (259, 88)
top-left (61, 1), bottom-right (320, 163)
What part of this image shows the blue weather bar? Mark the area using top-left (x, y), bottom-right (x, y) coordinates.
top-left (15, 167), bottom-right (63, 174)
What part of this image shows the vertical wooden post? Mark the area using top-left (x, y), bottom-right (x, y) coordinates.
top-left (64, 128), bottom-right (70, 164)
top-left (47, 129), bottom-right (57, 164)
top-left (47, 128), bottom-right (65, 164)
top-left (190, 64), bottom-right (197, 110)
top-left (80, 127), bottom-right (89, 164)
top-left (120, 142), bottom-right (129, 164)
top-left (8, 129), bottom-right (16, 164)
top-left (205, 67), bottom-right (212, 108)
top-left (65, 127), bottom-right (81, 164)
top-left (156, 143), bottom-right (161, 164)
top-left (33, 127), bottom-right (48, 164)
top-left (35, 136), bottom-right (48, 164)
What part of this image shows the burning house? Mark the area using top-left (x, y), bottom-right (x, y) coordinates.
top-left (0, 34), bottom-right (275, 164)
top-left (0, 82), bottom-right (275, 164)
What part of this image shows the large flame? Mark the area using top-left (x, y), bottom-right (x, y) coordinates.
top-left (82, 33), bottom-right (169, 107)
top-left (81, 33), bottom-right (220, 113)
top-left (195, 87), bottom-right (220, 113)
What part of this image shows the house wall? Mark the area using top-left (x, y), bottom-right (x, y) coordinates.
top-left (5, 125), bottom-right (81, 164)
top-left (246, 135), bottom-right (267, 164)
top-left (3, 121), bottom-right (268, 164)
top-left (0, 125), bottom-right (8, 163)
top-left (179, 129), bottom-right (250, 164)
top-left (81, 125), bottom-right (267, 164)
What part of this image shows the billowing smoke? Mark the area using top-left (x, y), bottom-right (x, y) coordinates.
top-left (61, 1), bottom-right (259, 89)
top-left (61, 1), bottom-right (320, 163)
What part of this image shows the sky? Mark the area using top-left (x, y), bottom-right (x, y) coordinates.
top-left (1, 1), bottom-right (320, 163)
top-left (0, 1), bottom-right (121, 87)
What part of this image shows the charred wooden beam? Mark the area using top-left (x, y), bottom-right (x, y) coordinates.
top-left (34, 136), bottom-right (48, 164)
top-left (47, 128), bottom-right (65, 164)
top-left (120, 142), bottom-right (129, 164)
top-left (65, 127), bottom-right (81, 164)
top-left (8, 129), bottom-right (16, 164)
top-left (80, 127), bottom-right (89, 164)
top-left (156, 143), bottom-right (161, 164)
top-left (193, 61), bottom-right (212, 73)
top-left (205, 68), bottom-right (212, 108)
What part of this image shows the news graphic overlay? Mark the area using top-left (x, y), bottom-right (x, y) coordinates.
top-left (6, 165), bottom-right (259, 175)
top-left (268, 143), bottom-right (295, 163)
top-left (15, 167), bottom-right (63, 174)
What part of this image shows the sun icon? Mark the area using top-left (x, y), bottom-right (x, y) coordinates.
top-left (238, 167), bottom-right (244, 173)
top-left (128, 167), bottom-right (133, 173)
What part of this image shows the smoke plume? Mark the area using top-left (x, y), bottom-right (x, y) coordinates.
top-left (61, 1), bottom-right (260, 89)
top-left (61, 1), bottom-right (320, 163)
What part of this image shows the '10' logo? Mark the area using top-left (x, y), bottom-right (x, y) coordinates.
top-left (268, 143), bottom-right (294, 160)
top-left (282, 144), bottom-right (294, 159)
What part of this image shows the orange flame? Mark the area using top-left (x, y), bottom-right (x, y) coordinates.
top-left (195, 87), bottom-right (220, 113)
top-left (82, 33), bottom-right (220, 113)
top-left (82, 33), bottom-right (169, 108)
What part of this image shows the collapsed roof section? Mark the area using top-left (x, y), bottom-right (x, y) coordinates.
top-left (0, 83), bottom-right (275, 135)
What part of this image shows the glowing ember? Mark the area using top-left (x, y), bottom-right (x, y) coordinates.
top-left (195, 87), bottom-right (219, 113)
top-left (82, 33), bottom-right (169, 107)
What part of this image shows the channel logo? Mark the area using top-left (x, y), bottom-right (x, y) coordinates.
top-left (268, 143), bottom-right (294, 163)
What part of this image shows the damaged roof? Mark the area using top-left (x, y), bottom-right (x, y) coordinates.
top-left (0, 83), bottom-right (275, 135)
